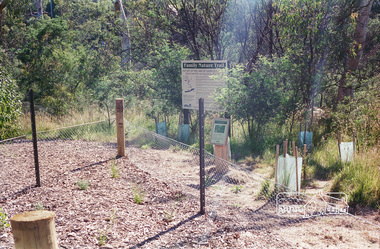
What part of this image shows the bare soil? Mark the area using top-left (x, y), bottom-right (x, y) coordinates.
top-left (0, 140), bottom-right (379, 248)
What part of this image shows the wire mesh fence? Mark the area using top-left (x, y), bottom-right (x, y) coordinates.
top-left (0, 119), bottom-right (117, 203)
top-left (124, 120), bottom-right (380, 245)
top-left (1, 116), bottom-right (379, 247)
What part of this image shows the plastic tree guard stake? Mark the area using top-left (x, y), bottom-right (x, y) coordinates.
top-left (299, 131), bottom-right (313, 149)
top-left (156, 122), bottom-right (168, 137)
top-left (277, 154), bottom-right (302, 191)
top-left (340, 142), bottom-right (354, 162)
top-left (178, 124), bottom-right (190, 143)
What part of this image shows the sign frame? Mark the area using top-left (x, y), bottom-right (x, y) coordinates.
top-left (210, 118), bottom-right (230, 146)
top-left (181, 60), bottom-right (227, 111)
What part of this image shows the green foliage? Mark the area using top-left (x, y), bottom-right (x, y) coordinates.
top-left (140, 143), bottom-right (152, 150)
top-left (0, 0), bottom-right (378, 210)
top-left (143, 42), bottom-right (190, 117)
top-left (332, 78), bottom-right (380, 150)
top-left (215, 57), bottom-right (294, 153)
top-left (35, 202), bottom-right (45, 210)
top-left (97, 233), bottom-right (107, 246)
top-left (132, 184), bottom-right (145, 204)
top-left (0, 208), bottom-right (10, 230)
top-left (307, 138), bottom-right (343, 180)
top-left (163, 209), bottom-right (176, 223)
top-left (258, 180), bottom-right (273, 199)
top-left (0, 69), bottom-right (22, 140)
top-left (96, 209), bottom-right (118, 246)
top-left (331, 149), bottom-right (380, 208)
top-left (77, 180), bottom-right (89, 190)
top-left (110, 159), bottom-right (120, 178)
top-left (231, 185), bottom-right (243, 194)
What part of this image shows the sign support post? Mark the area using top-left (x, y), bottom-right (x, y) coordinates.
top-left (210, 118), bottom-right (230, 173)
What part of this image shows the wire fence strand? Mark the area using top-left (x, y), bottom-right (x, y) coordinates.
top-left (1, 118), bottom-right (379, 247)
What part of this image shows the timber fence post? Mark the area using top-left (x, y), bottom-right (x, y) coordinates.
top-left (116, 98), bottom-right (125, 158)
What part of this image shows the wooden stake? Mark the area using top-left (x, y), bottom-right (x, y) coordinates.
top-left (303, 144), bottom-right (307, 182)
top-left (292, 141), bottom-right (296, 156)
top-left (352, 131), bottom-right (356, 157)
top-left (275, 145), bottom-right (279, 183)
top-left (304, 122), bottom-right (307, 146)
top-left (283, 140), bottom-right (287, 157)
top-left (11, 210), bottom-right (58, 249)
top-left (286, 139), bottom-right (289, 155)
top-left (310, 99), bottom-right (314, 130)
top-left (231, 115), bottom-right (233, 138)
top-left (116, 98), bottom-right (125, 157)
top-left (337, 131), bottom-right (341, 161)
top-left (295, 148), bottom-right (299, 192)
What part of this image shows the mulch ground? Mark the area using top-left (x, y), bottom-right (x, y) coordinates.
top-left (0, 140), bottom-right (379, 248)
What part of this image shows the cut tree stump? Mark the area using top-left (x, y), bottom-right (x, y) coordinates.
top-left (10, 210), bottom-right (58, 249)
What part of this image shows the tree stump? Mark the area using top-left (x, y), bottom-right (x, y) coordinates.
top-left (10, 210), bottom-right (58, 249)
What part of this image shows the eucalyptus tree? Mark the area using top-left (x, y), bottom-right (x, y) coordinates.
top-left (336, 0), bottom-right (376, 102)
top-left (163, 0), bottom-right (229, 60)
top-left (0, 67), bottom-right (22, 140)
top-left (114, 0), bottom-right (131, 68)
top-left (0, 0), bottom-right (8, 33)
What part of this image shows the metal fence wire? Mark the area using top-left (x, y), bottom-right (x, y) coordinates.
top-left (1, 117), bottom-right (379, 247)
top-left (127, 122), bottom-right (380, 215)
top-left (0, 119), bottom-right (117, 202)
top-left (124, 120), bottom-right (380, 243)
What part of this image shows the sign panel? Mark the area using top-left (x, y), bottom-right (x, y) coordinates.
top-left (210, 118), bottom-right (230, 145)
top-left (182, 60), bottom-right (227, 111)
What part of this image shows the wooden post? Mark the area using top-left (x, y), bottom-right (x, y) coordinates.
top-left (337, 131), bottom-right (341, 161)
top-left (304, 122), bottom-right (307, 147)
top-left (292, 141), bottom-right (296, 156)
top-left (214, 145), bottom-right (229, 161)
top-left (275, 145), bottom-right (279, 183)
top-left (283, 140), bottom-right (287, 182)
top-left (285, 139), bottom-right (288, 154)
top-left (231, 115), bottom-right (233, 138)
top-left (11, 210), bottom-right (58, 249)
top-left (116, 98), bottom-right (125, 157)
top-left (303, 144), bottom-right (307, 182)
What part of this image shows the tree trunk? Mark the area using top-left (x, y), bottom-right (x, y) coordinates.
top-left (0, 0), bottom-right (9, 34)
top-left (35, 0), bottom-right (44, 19)
top-left (349, 0), bottom-right (373, 70)
top-left (268, 0), bottom-right (274, 58)
top-left (337, 0), bottom-right (373, 102)
top-left (115, 0), bottom-right (131, 68)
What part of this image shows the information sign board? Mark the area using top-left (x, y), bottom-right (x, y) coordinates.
top-left (210, 118), bottom-right (230, 145)
top-left (182, 60), bottom-right (227, 111)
